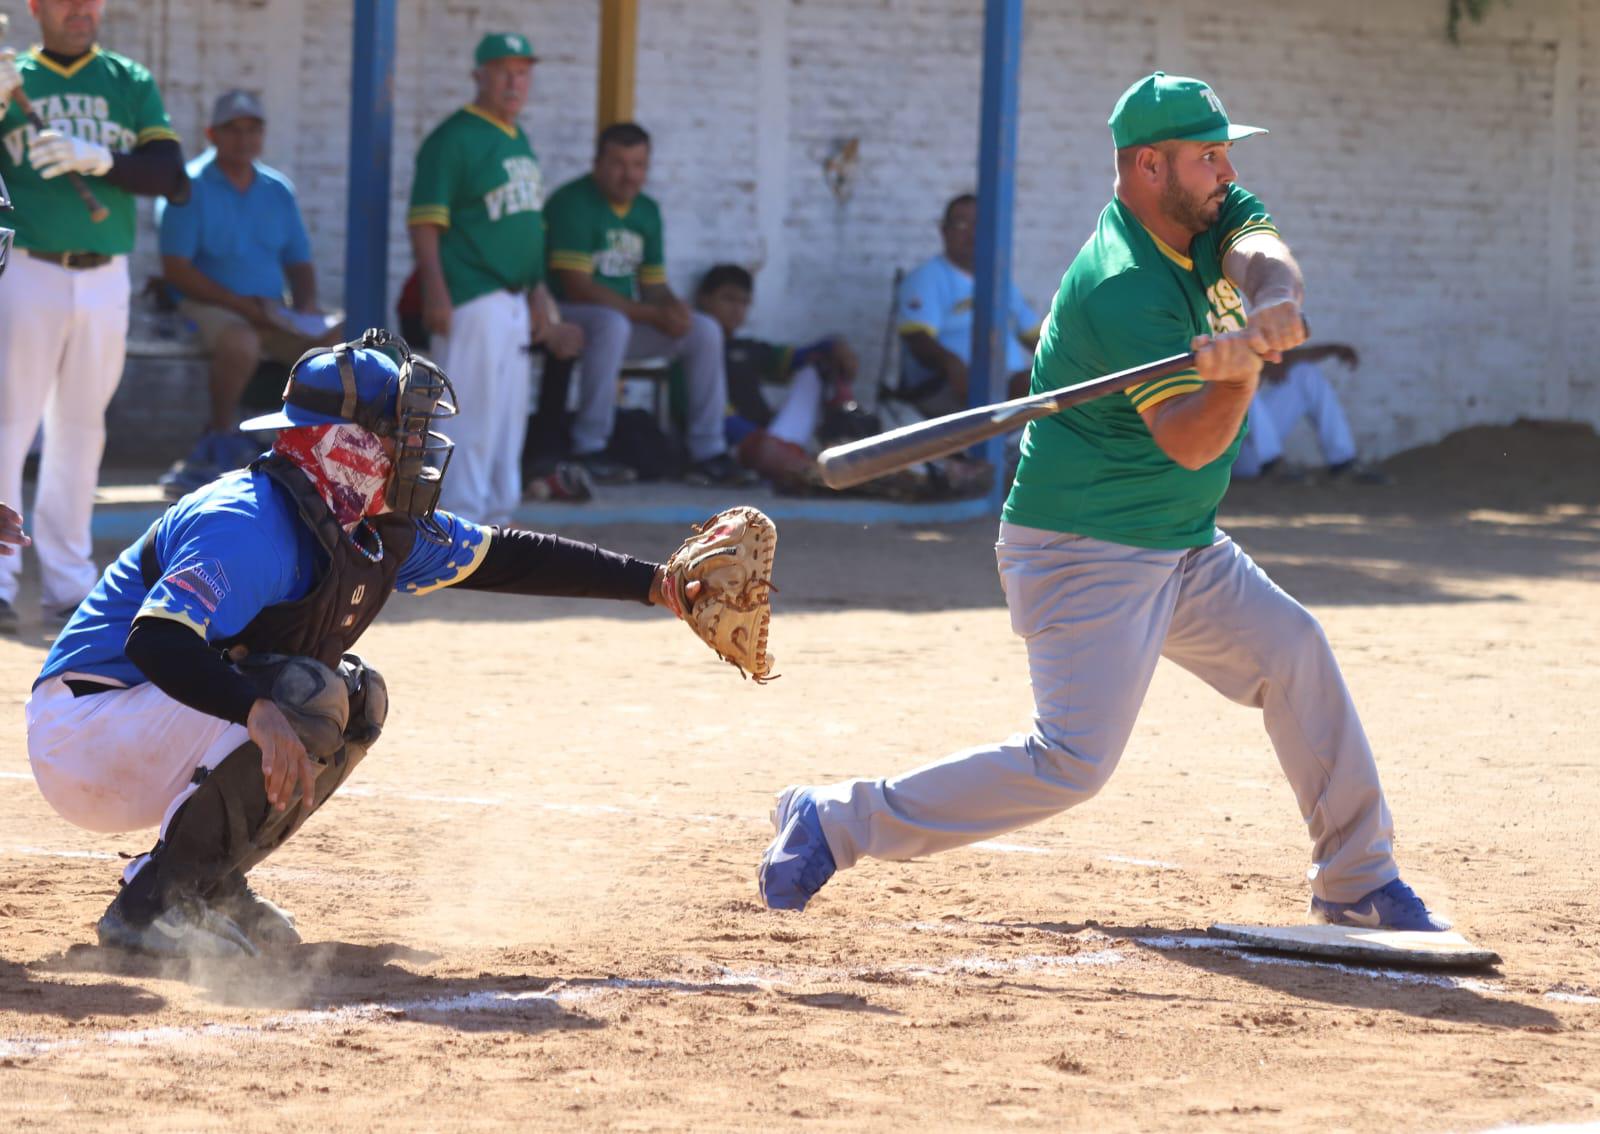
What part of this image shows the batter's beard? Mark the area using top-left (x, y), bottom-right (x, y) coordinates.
top-left (1160, 169), bottom-right (1226, 234)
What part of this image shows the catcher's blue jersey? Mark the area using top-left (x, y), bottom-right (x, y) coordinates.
top-left (37, 468), bottom-right (491, 689)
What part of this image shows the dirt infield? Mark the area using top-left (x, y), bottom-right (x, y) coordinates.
top-left (1, 421), bottom-right (1597, 1132)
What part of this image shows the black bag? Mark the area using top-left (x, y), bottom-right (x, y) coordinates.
top-left (607, 407), bottom-right (685, 482)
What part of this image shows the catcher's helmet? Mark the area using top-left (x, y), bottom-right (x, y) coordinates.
top-left (0, 168), bottom-right (13, 281)
top-left (240, 329), bottom-right (458, 541)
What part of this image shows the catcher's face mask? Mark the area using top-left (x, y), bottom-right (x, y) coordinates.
top-left (0, 169), bottom-right (13, 282)
top-left (244, 328), bottom-right (459, 541)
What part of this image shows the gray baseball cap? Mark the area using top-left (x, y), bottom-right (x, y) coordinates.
top-left (210, 89), bottom-right (266, 128)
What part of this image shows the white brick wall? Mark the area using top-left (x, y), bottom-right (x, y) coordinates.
top-left (71, 0), bottom-right (1600, 458)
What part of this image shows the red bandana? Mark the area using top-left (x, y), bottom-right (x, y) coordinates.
top-left (273, 424), bottom-right (392, 531)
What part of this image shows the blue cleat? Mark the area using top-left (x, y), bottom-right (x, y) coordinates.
top-left (758, 786), bottom-right (836, 911)
top-left (1309, 877), bottom-right (1451, 932)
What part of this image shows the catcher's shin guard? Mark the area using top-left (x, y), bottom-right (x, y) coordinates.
top-left (121, 656), bottom-right (387, 918)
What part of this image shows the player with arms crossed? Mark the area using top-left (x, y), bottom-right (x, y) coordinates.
top-left (758, 73), bottom-right (1448, 933)
top-left (26, 330), bottom-right (747, 958)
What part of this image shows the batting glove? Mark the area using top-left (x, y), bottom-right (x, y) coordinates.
top-left (0, 50), bottom-right (21, 115)
top-left (29, 131), bottom-right (114, 180)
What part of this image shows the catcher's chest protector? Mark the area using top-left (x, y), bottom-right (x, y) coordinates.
top-left (142, 456), bottom-right (416, 668)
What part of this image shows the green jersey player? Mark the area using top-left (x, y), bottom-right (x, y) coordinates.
top-left (758, 73), bottom-right (1450, 936)
top-left (0, 0), bottom-right (187, 634)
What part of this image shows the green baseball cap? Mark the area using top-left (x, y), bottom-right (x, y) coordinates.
top-left (1109, 72), bottom-right (1266, 149)
top-left (474, 33), bottom-right (539, 66)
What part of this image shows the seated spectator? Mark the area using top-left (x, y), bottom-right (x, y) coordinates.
top-left (1235, 342), bottom-right (1390, 484)
top-left (890, 192), bottom-right (1041, 416)
top-left (693, 263), bottom-right (859, 492)
top-left (155, 90), bottom-right (341, 499)
top-left (545, 122), bottom-right (753, 487)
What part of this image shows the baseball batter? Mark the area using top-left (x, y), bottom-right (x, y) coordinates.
top-left (0, 0), bottom-right (188, 633)
top-left (759, 73), bottom-right (1448, 932)
top-left (407, 32), bottom-right (580, 527)
top-left (25, 329), bottom-right (712, 959)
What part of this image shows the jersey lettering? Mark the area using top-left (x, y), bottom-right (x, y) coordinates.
top-left (484, 156), bottom-right (544, 222)
top-left (593, 228), bottom-right (645, 280)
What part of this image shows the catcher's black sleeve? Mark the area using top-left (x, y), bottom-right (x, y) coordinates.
top-left (457, 528), bottom-right (659, 604)
top-left (124, 617), bottom-right (260, 726)
top-left (105, 139), bottom-right (191, 203)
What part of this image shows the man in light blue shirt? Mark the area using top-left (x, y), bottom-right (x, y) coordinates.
top-left (893, 193), bottom-right (1041, 417)
top-left (156, 89), bottom-right (341, 498)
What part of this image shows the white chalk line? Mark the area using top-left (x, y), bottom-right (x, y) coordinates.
top-left (971, 840), bottom-right (1051, 855)
top-left (1, 845), bottom-right (119, 861)
top-left (0, 951), bottom-right (1130, 1059)
top-left (1101, 853), bottom-right (1183, 870)
top-left (0, 925), bottom-right (1588, 1061)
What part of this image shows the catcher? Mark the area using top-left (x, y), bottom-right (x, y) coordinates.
top-left (25, 329), bottom-right (775, 959)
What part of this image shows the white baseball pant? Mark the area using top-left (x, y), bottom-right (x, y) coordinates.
top-left (431, 290), bottom-right (531, 527)
top-left (0, 253), bottom-right (131, 608)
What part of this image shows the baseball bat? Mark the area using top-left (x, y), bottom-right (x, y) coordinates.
top-left (817, 351), bottom-right (1197, 489)
top-left (0, 14), bottom-right (108, 224)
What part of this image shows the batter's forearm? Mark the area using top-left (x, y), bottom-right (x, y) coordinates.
top-left (1227, 236), bottom-right (1304, 313)
top-left (1143, 383), bottom-right (1256, 470)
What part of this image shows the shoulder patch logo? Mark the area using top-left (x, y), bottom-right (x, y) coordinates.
top-left (164, 559), bottom-right (231, 614)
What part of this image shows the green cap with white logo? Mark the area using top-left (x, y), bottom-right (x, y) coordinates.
top-left (474, 33), bottom-right (539, 66)
top-left (1108, 72), bottom-right (1266, 149)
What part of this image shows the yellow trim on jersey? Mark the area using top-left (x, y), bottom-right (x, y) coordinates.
top-left (136, 126), bottom-right (179, 145)
top-left (28, 45), bottom-right (101, 80)
top-left (550, 251), bottom-right (594, 273)
top-left (1219, 219), bottom-right (1281, 256)
top-left (463, 103), bottom-right (517, 138)
top-left (1140, 222), bottom-right (1193, 271)
top-left (897, 320), bottom-right (938, 338)
top-left (607, 199), bottom-right (633, 218)
top-left (134, 605), bottom-right (210, 638)
top-left (639, 264), bottom-right (667, 285)
top-left (407, 205), bottom-right (451, 228)
top-left (1127, 372), bottom-right (1202, 413)
top-left (403, 530), bottom-right (494, 597)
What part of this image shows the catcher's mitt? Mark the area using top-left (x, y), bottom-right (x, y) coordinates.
top-left (662, 506), bottom-right (777, 682)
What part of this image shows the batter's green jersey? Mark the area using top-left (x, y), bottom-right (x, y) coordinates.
top-left (1002, 185), bottom-right (1278, 549)
top-left (407, 105), bottom-right (547, 306)
top-left (0, 47), bottom-right (177, 255)
top-left (544, 174), bottom-right (667, 301)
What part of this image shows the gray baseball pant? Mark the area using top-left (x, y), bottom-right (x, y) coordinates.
top-left (558, 304), bottom-right (730, 462)
top-left (809, 522), bottom-right (1397, 903)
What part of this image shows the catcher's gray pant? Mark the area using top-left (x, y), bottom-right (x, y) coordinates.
top-left (810, 522), bottom-right (1397, 904)
top-left (559, 304), bottom-right (730, 462)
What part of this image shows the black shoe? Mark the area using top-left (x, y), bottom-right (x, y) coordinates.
top-left (1328, 459), bottom-right (1393, 486)
top-left (0, 599), bottom-right (17, 636)
top-left (684, 452), bottom-right (761, 487)
top-left (211, 872), bottom-right (301, 948)
top-left (96, 891), bottom-right (259, 959)
top-left (573, 452), bottom-right (639, 486)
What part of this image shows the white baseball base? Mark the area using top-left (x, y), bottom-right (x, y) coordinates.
top-left (1209, 923), bottom-right (1501, 969)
